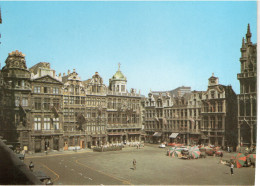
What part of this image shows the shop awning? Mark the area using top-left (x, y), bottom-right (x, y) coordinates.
top-left (91, 134), bottom-right (106, 138)
top-left (128, 132), bottom-right (141, 135)
top-left (108, 133), bottom-right (124, 136)
top-left (169, 133), bottom-right (179, 138)
top-left (153, 132), bottom-right (162, 137)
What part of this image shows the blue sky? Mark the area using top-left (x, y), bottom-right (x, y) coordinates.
top-left (0, 1), bottom-right (257, 96)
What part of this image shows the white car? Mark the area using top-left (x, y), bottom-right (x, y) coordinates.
top-left (159, 144), bottom-right (166, 148)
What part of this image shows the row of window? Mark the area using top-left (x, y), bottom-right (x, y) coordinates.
top-left (15, 97), bottom-right (28, 107)
top-left (145, 120), bottom-right (200, 130)
top-left (34, 86), bottom-right (60, 94)
top-left (146, 109), bottom-right (201, 118)
top-left (34, 97), bottom-right (60, 110)
top-left (203, 102), bottom-right (223, 112)
top-left (34, 117), bottom-right (59, 130)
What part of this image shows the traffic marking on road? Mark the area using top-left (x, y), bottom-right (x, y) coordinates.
top-left (39, 162), bottom-right (60, 182)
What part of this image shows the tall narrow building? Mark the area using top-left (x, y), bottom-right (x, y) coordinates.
top-left (237, 24), bottom-right (257, 148)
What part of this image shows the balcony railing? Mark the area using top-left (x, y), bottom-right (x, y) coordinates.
top-left (32, 129), bottom-right (63, 134)
top-left (237, 71), bottom-right (256, 79)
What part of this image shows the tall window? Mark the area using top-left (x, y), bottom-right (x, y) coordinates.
top-left (15, 97), bottom-right (20, 107)
top-left (218, 102), bottom-right (223, 112)
top-left (53, 87), bottom-right (59, 94)
top-left (34, 86), bottom-right (41, 93)
top-left (44, 87), bottom-right (50, 93)
top-left (81, 97), bottom-right (85, 105)
top-left (218, 116), bottom-right (222, 129)
top-left (75, 97), bottom-right (80, 104)
top-left (64, 96), bottom-right (68, 104)
top-left (22, 97), bottom-right (28, 106)
top-left (34, 117), bottom-right (41, 130)
top-left (121, 85), bottom-right (125, 92)
top-left (69, 96), bottom-right (75, 104)
top-left (34, 98), bottom-right (41, 110)
top-left (53, 118), bottom-right (59, 130)
top-left (43, 98), bottom-right (50, 110)
top-left (211, 91), bottom-right (215, 99)
top-left (44, 117), bottom-right (51, 130)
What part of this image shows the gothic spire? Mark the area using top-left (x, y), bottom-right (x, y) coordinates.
top-left (242, 37), bottom-right (245, 48)
top-left (246, 23), bottom-right (251, 43)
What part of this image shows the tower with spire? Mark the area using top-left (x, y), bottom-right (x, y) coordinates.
top-left (237, 24), bottom-right (257, 149)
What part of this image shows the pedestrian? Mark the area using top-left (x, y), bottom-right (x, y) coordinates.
top-left (230, 162), bottom-right (234, 175)
top-left (29, 161), bottom-right (34, 172)
top-left (227, 146), bottom-right (230, 153)
top-left (133, 159), bottom-right (136, 170)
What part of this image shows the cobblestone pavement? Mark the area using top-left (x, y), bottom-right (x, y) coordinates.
top-left (24, 144), bottom-right (256, 185)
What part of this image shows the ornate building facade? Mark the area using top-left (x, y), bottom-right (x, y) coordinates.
top-left (0, 53), bottom-right (142, 152)
top-left (0, 51), bottom-right (32, 150)
top-left (29, 62), bottom-right (64, 152)
top-left (237, 24), bottom-right (257, 148)
top-left (144, 74), bottom-right (237, 147)
top-left (144, 90), bottom-right (203, 145)
top-left (201, 74), bottom-right (237, 148)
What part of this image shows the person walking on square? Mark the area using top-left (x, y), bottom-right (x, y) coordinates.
top-left (230, 162), bottom-right (234, 175)
top-left (133, 159), bottom-right (136, 170)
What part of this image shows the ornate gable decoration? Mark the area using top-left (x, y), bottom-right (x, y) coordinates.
top-left (33, 75), bottom-right (62, 84)
top-left (5, 50), bottom-right (27, 70)
top-left (68, 70), bottom-right (81, 81)
top-left (90, 72), bottom-right (103, 85)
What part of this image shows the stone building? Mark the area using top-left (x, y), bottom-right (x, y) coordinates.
top-left (29, 62), bottom-right (64, 152)
top-left (201, 74), bottom-right (237, 147)
top-left (237, 24), bottom-right (257, 148)
top-left (106, 65), bottom-right (142, 145)
top-left (144, 90), bottom-right (203, 145)
top-left (62, 69), bottom-right (88, 150)
top-left (84, 72), bottom-right (107, 147)
top-left (0, 51), bottom-right (32, 150)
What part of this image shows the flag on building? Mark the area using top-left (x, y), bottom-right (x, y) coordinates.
top-left (51, 106), bottom-right (59, 118)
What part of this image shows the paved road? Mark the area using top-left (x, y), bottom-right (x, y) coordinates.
top-left (24, 145), bottom-right (256, 185)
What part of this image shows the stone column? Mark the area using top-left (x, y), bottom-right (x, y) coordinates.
top-left (31, 136), bottom-right (35, 153)
top-left (222, 135), bottom-right (225, 147)
top-left (222, 115), bottom-right (225, 130)
top-left (59, 135), bottom-right (63, 151)
top-left (237, 125), bottom-right (241, 149)
top-left (250, 126), bottom-right (253, 148)
top-left (250, 97), bottom-right (253, 117)
top-left (237, 97), bottom-right (240, 117)
top-left (41, 137), bottom-right (45, 152)
top-left (187, 133), bottom-right (190, 146)
top-left (49, 136), bottom-right (54, 150)
top-left (208, 116), bottom-right (211, 129)
top-left (215, 116), bottom-right (218, 129)
top-left (208, 132), bottom-right (211, 145)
